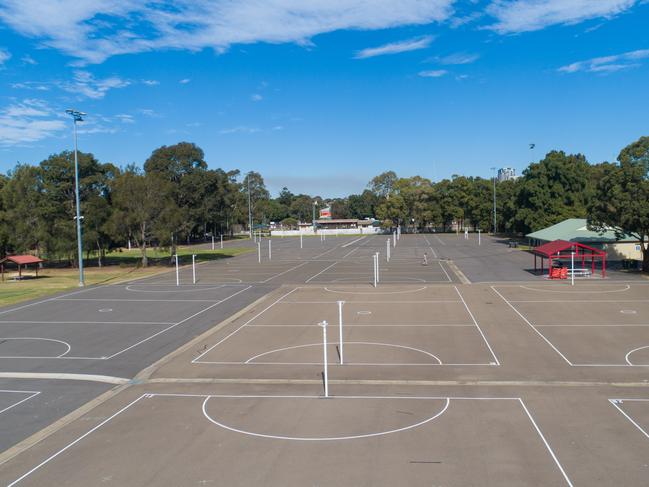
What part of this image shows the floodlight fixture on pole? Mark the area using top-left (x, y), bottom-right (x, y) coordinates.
top-left (66, 109), bottom-right (86, 287)
top-left (312, 201), bottom-right (318, 234)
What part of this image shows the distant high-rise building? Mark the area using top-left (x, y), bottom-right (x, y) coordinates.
top-left (497, 167), bottom-right (518, 182)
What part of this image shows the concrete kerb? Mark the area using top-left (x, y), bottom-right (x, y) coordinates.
top-left (0, 382), bottom-right (131, 468)
top-left (134, 288), bottom-right (282, 381)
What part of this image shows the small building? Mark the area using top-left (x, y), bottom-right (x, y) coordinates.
top-left (315, 219), bottom-right (375, 230)
top-left (526, 218), bottom-right (642, 262)
top-left (0, 255), bottom-right (45, 280)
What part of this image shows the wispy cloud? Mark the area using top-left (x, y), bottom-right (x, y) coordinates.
top-left (142, 79), bottom-right (159, 86)
top-left (21, 54), bottom-right (37, 65)
top-left (418, 69), bottom-right (448, 78)
top-left (0, 2), bottom-right (454, 64)
top-left (115, 114), bottom-right (135, 123)
top-left (219, 126), bottom-right (260, 135)
top-left (487, 0), bottom-right (638, 34)
top-left (0, 99), bottom-right (66, 145)
top-left (250, 93), bottom-right (263, 102)
top-left (355, 36), bottom-right (434, 59)
top-left (0, 47), bottom-right (10, 66)
top-left (558, 49), bottom-right (649, 73)
top-left (179, 78), bottom-right (191, 84)
top-left (64, 70), bottom-right (130, 99)
top-left (11, 81), bottom-right (50, 91)
top-left (436, 52), bottom-right (480, 65)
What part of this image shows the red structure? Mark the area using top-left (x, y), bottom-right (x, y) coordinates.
top-left (532, 240), bottom-right (606, 279)
top-left (0, 255), bottom-right (45, 281)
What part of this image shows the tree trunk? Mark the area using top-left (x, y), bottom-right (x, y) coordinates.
top-left (141, 223), bottom-right (148, 267)
top-left (96, 240), bottom-right (102, 268)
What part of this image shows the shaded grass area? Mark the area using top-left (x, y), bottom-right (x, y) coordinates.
top-left (0, 246), bottom-right (252, 307)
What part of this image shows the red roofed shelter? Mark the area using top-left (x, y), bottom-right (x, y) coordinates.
top-left (532, 240), bottom-right (606, 279)
top-left (1, 255), bottom-right (45, 281)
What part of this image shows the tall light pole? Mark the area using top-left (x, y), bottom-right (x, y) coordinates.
top-left (66, 109), bottom-right (86, 287)
top-left (247, 173), bottom-right (253, 239)
top-left (491, 167), bottom-right (497, 235)
top-left (312, 201), bottom-right (318, 233)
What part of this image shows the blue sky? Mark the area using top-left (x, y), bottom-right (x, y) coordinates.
top-left (0, 0), bottom-right (648, 197)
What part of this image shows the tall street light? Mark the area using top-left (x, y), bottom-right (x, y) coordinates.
top-left (247, 173), bottom-right (253, 239)
top-left (312, 200), bottom-right (318, 232)
top-left (491, 167), bottom-right (497, 235)
top-left (66, 109), bottom-right (86, 286)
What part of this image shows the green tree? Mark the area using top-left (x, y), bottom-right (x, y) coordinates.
top-left (589, 137), bottom-right (649, 271)
top-left (368, 171), bottom-right (398, 198)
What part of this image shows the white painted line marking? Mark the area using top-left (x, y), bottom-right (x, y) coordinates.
top-left (438, 261), bottom-right (452, 282)
top-left (305, 262), bottom-right (338, 283)
top-left (454, 286), bottom-right (500, 365)
top-left (625, 345), bottom-right (649, 365)
top-left (0, 337), bottom-right (71, 358)
top-left (609, 399), bottom-right (649, 441)
top-left (0, 390), bottom-right (40, 416)
top-left (341, 236), bottom-right (366, 248)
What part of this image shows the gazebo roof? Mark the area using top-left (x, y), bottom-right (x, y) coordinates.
top-left (0, 255), bottom-right (45, 265)
top-left (532, 240), bottom-right (605, 258)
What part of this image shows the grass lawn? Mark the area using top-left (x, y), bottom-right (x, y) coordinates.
top-left (0, 246), bottom-right (252, 307)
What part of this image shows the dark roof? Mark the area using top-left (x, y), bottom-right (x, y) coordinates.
top-left (0, 255), bottom-right (45, 265)
top-left (533, 240), bottom-right (605, 258)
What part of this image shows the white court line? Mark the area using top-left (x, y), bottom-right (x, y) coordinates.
top-left (609, 399), bottom-right (649, 441)
top-left (341, 236), bottom-right (367, 248)
top-left (246, 324), bottom-right (475, 327)
top-left (625, 345), bottom-right (649, 365)
top-left (518, 399), bottom-right (573, 486)
top-left (0, 286), bottom-right (95, 316)
top-left (0, 321), bottom-right (175, 325)
top-left (0, 337), bottom-right (71, 358)
top-left (519, 284), bottom-right (631, 294)
top-left (192, 288), bottom-right (298, 363)
top-left (54, 298), bottom-right (219, 303)
top-left (438, 261), bottom-right (452, 282)
top-left (260, 260), bottom-right (310, 283)
top-left (422, 235), bottom-right (438, 258)
top-left (537, 323), bottom-right (649, 327)
top-left (323, 286), bottom-right (428, 295)
top-left (104, 285), bottom-right (252, 360)
top-left (277, 300), bottom-right (462, 304)
top-left (510, 299), bottom-right (649, 303)
top-left (342, 247), bottom-right (359, 259)
top-left (0, 389), bottom-right (40, 416)
top-left (491, 286), bottom-right (574, 366)
top-left (454, 286), bottom-right (500, 365)
top-left (433, 235), bottom-right (446, 246)
top-left (304, 262), bottom-right (338, 283)
top-left (5, 394), bottom-right (572, 486)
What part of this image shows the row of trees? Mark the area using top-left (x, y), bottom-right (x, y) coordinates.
top-left (1, 137), bottom-right (647, 269)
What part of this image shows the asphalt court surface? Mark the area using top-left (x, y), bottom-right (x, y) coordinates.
top-left (2, 235), bottom-right (649, 486)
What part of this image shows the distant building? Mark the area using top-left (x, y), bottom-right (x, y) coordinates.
top-left (497, 167), bottom-right (518, 182)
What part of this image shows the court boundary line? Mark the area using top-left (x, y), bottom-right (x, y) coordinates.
top-left (454, 286), bottom-right (500, 365)
top-left (0, 389), bottom-right (40, 416)
top-left (609, 399), bottom-right (649, 441)
top-left (5, 393), bottom-right (572, 486)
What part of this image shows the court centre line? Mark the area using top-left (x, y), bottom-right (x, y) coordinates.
top-left (103, 285), bottom-right (252, 359)
top-left (491, 286), bottom-right (574, 366)
top-left (6, 395), bottom-right (147, 487)
top-left (304, 262), bottom-right (338, 283)
top-left (341, 236), bottom-right (367, 248)
top-left (0, 321), bottom-right (175, 325)
top-left (454, 286), bottom-right (500, 365)
top-left (518, 399), bottom-right (574, 487)
top-left (278, 300), bottom-right (462, 304)
top-left (609, 399), bottom-right (649, 440)
top-left (192, 287), bottom-right (298, 363)
top-left (0, 390), bottom-right (40, 416)
top-left (245, 324), bottom-right (475, 327)
top-left (0, 286), bottom-right (96, 316)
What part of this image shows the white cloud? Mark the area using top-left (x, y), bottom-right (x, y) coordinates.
top-left (418, 69), bottom-right (448, 77)
top-left (179, 78), bottom-right (191, 84)
top-left (63, 70), bottom-right (130, 99)
top-left (558, 49), bottom-right (649, 73)
top-left (11, 81), bottom-right (50, 91)
top-left (250, 93), bottom-right (263, 102)
top-left (0, 99), bottom-right (66, 145)
top-left (355, 35), bottom-right (434, 59)
top-left (219, 126), bottom-right (260, 135)
top-left (138, 108), bottom-right (158, 117)
top-left (437, 52), bottom-right (480, 65)
top-left (21, 54), bottom-right (37, 65)
top-left (115, 113), bottom-right (135, 123)
top-left (487, 0), bottom-right (638, 34)
top-left (0, 47), bottom-right (11, 65)
top-left (142, 79), bottom-right (159, 86)
top-left (0, 1), bottom-right (454, 64)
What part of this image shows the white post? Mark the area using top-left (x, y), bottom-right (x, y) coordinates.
top-left (192, 254), bottom-right (196, 284)
top-left (387, 239), bottom-right (390, 262)
top-left (373, 254), bottom-right (377, 288)
top-left (393, 231), bottom-right (396, 247)
top-left (211, 235), bottom-right (215, 250)
top-left (300, 233), bottom-right (303, 249)
top-left (397, 226), bottom-right (400, 240)
top-left (258, 242), bottom-right (261, 263)
top-left (338, 301), bottom-right (344, 365)
top-left (127, 239), bottom-right (131, 250)
top-left (478, 229), bottom-right (481, 246)
top-left (376, 252), bottom-right (380, 283)
top-left (571, 251), bottom-right (575, 286)
top-left (220, 234), bottom-right (223, 249)
top-left (175, 254), bottom-right (179, 286)
top-left (268, 239), bottom-right (272, 261)
top-left (319, 321), bottom-right (329, 398)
